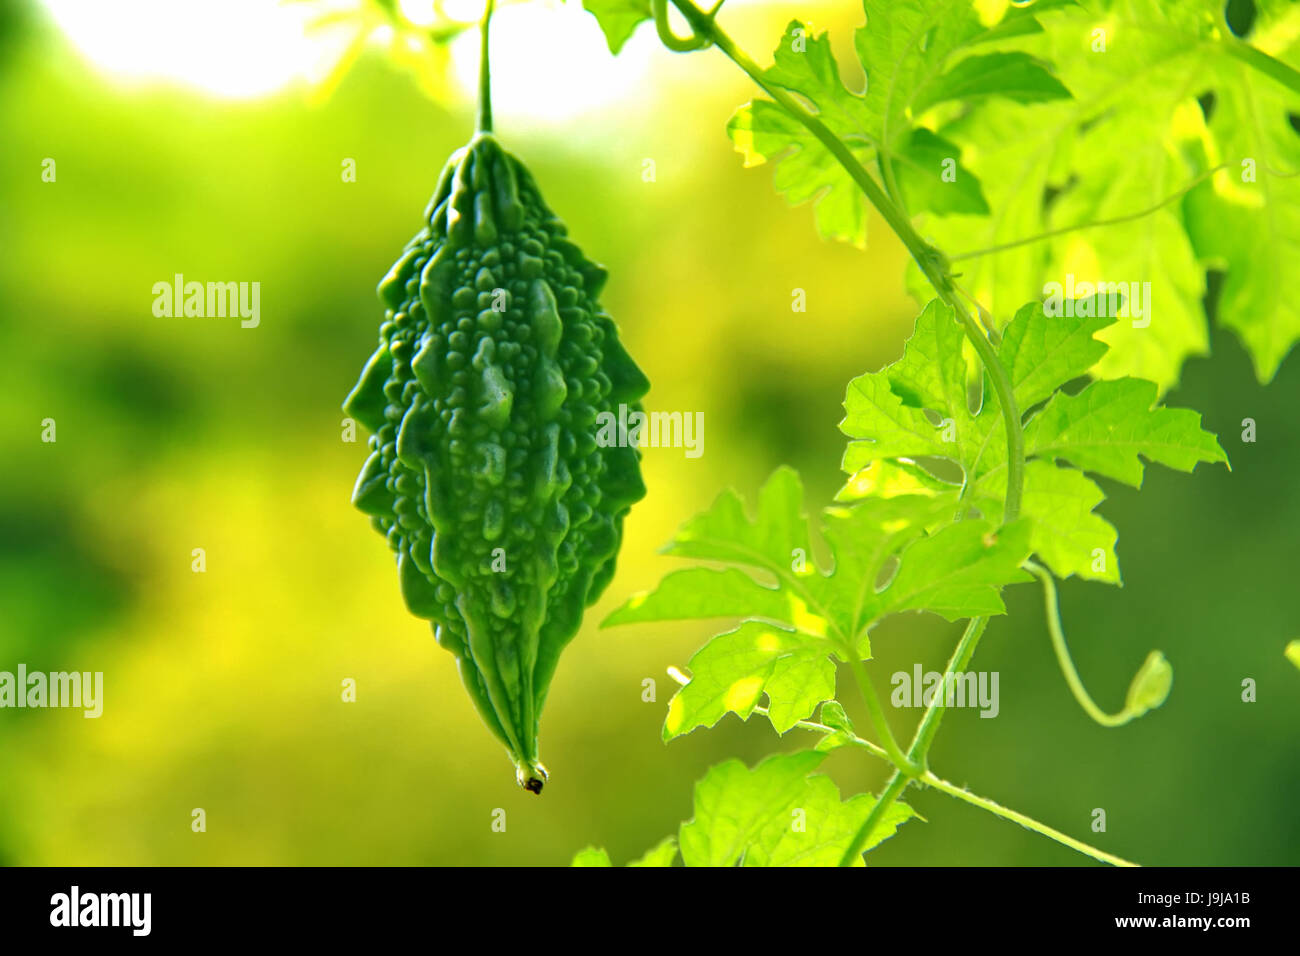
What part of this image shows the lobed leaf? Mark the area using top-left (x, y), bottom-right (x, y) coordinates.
top-left (1184, 47), bottom-right (1300, 382)
top-left (678, 752), bottom-right (915, 867)
top-left (914, 0), bottom-right (1300, 388)
top-left (840, 298), bottom-right (1226, 582)
top-left (727, 2), bottom-right (1067, 242)
top-left (727, 97), bottom-right (873, 247)
top-left (662, 621), bottom-right (836, 739)
top-left (628, 836), bottom-right (679, 867)
top-left (602, 567), bottom-right (797, 628)
top-left (997, 302), bottom-right (1113, 411)
top-left (571, 846), bottom-right (614, 866)
top-left (1025, 377), bottom-right (1228, 486)
top-left (1019, 460), bottom-right (1119, 583)
top-left (608, 465), bottom-right (1031, 737)
top-left (570, 836), bottom-right (679, 867)
top-left (661, 465), bottom-right (812, 570)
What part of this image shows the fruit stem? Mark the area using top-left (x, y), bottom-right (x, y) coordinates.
top-left (477, 0), bottom-right (495, 134)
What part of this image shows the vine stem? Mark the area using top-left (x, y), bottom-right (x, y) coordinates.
top-left (902, 616), bottom-right (989, 758)
top-left (950, 163), bottom-right (1232, 263)
top-left (662, 0), bottom-right (1029, 864)
top-left (747, 686), bottom-right (1136, 865)
top-left (647, 0), bottom-right (1292, 871)
top-left (1221, 35), bottom-right (1300, 96)
top-left (1026, 560), bottom-right (1133, 727)
top-left (920, 773), bottom-right (1137, 867)
top-left (838, 615), bottom-right (988, 865)
top-left (476, 0), bottom-right (495, 134)
top-left (667, 0), bottom-right (1025, 524)
top-left (843, 651), bottom-right (923, 777)
top-left (666, 1), bottom-right (921, 259)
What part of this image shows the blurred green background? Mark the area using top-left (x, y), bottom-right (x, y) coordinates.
top-left (1, 0), bottom-right (1296, 866)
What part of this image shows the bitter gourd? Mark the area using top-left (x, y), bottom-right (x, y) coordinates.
top-left (343, 133), bottom-right (649, 793)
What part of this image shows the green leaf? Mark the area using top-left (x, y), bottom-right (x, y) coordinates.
top-left (662, 621), bottom-right (836, 739)
top-left (819, 700), bottom-right (855, 734)
top-left (1047, 156), bottom-right (1209, 390)
top-left (679, 752), bottom-right (823, 866)
top-left (761, 648), bottom-right (840, 734)
top-left (1020, 460), bottom-right (1119, 583)
top-left (830, 497), bottom-right (1031, 655)
top-left (581, 0), bottom-right (651, 54)
top-left (628, 836), bottom-right (679, 867)
top-left (571, 846), bottom-right (613, 866)
top-left (1014, 2), bottom-right (1213, 387)
top-left (1025, 377), bottom-right (1228, 486)
top-left (660, 465), bottom-right (812, 570)
top-left (602, 567), bottom-right (796, 628)
top-left (1125, 650), bottom-right (1173, 717)
top-left (727, 21), bottom-right (874, 244)
top-left (813, 734), bottom-right (850, 753)
top-left (813, 700), bottom-right (857, 752)
top-left (891, 128), bottom-right (990, 216)
top-left (840, 298), bottom-right (1224, 582)
top-left (747, 777), bottom-right (915, 866)
top-left (911, 51), bottom-right (1071, 113)
top-left (902, 99), bottom-right (1066, 331)
top-left (728, 3), bottom-right (1071, 243)
top-left (836, 456), bottom-right (956, 502)
top-left (854, 0), bottom-right (987, 151)
top-left (1185, 50), bottom-right (1300, 382)
top-left (997, 302), bottom-right (1112, 410)
top-left (571, 837), bottom-right (679, 867)
top-left (678, 752), bottom-right (915, 867)
top-left (879, 518), bottom-right (1032, 624)
top-left (841, 299), bottom-right (1008, 487)
top-left (914, 0), bottom-right (1300, 387)
top-left (1286, 640), bottom-right (1300, 671)
top-left (607, 466), bottom-right (1032, 737)
top-left (727, 80), bottom-right (871, 246)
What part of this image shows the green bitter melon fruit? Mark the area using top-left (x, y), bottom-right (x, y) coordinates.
top-left (343, 133), bottom-right (649, 793)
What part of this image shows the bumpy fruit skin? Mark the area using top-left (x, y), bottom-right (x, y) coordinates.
top-left (344, 134), bottom-right (649, 792)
